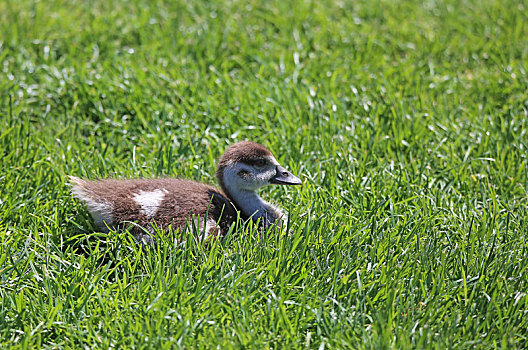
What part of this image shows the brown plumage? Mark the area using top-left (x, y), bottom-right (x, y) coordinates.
top-left (70, 141), bottom-right (301, 242)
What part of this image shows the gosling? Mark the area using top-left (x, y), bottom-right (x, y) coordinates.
top-left (70, 141), bottom-right (301, 242)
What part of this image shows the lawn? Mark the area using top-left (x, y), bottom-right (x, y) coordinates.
top-left (1, 0), bottom-right (527, 348)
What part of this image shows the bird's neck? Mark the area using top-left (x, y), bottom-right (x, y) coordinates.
top-left (225, 187), bottom-right (280, 226)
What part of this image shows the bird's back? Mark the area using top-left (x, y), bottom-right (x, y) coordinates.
top-left (70, 177), bottom-right (238, 239)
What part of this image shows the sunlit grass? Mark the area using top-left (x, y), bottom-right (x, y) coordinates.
top-left (1, 0), bottom-right (527, 348)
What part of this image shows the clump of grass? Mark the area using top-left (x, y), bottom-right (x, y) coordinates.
top-left (1, 0), bottom-right (528, 348)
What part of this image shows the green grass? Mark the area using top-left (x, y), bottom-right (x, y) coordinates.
top-left (1, 0), bottom-right (528, 348)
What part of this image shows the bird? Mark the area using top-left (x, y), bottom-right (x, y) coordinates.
top-left (69, 141), bottom-right (302, 243)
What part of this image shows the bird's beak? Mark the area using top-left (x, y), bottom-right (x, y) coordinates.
top-left (270, 165), bottom-right (302, 185)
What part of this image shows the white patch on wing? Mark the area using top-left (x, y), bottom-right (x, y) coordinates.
top-left (133, 189), bottom-right (168, 218)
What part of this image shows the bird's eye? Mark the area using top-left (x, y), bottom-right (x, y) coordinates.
top-left (255, 159), bottom-right (266, 167)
